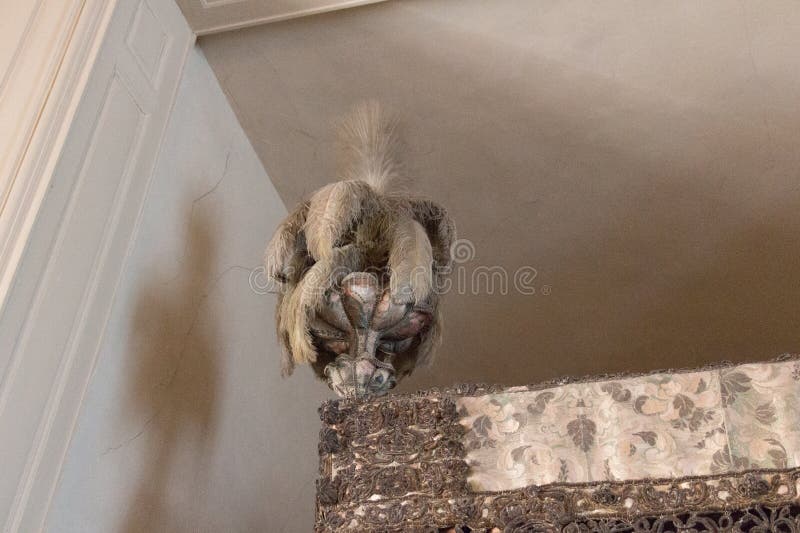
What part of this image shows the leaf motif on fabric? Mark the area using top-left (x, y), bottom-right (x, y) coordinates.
top-left (473, 415), bottom-right (492, 437)
top-left (768, 448), bottom-right (788, 469)
top-left (731, 453), bottom-right (751, 470)
top-left (510, 445), bottom-right (531, 464)
top-left (633, 395), bottom-right (649, 414)
top-left (604, 458), bottom-right (615, 481)
top-left (567, 415), bottom-right (596, 452)
top-left (600, 382), bottom-right (631, 402)
top-left (720, 371), bottom-right (752, 407)
top-left (633, 395), bottom-right (668, 416)
top-left (755, 402), bottom-right (777, 425)
top-left (711, 443), bottom-right (751, 472)
top-left (526, 391), bottom-right (555, 416)
top-left (558, 459), bottom-right (569, 482)
top-left (711, 445), bottom-right (731, 472)
top-left (673, 394), bottom-right (695, 418)
top-left (765, 438), bottom-right (788, 469)
top-left (633, 431), bottom-right (658, 446)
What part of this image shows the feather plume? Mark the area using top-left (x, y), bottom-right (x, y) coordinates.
top-left (388, 216), bottom-right (434, 304)
top-left (277, 245), bottom-right (363, 374)
top-left (275, 293), bottom-right (296, 376)
top-left (303, 180), bottom-right (376, 262)
top-left (264, 202), bottom-right (308, 283)
top-left (409, 199), bottom-right (456, 270)
top-left (265, 101), bottom-right (455, 383)
top-left (415, 304), bottom-right (442, 368)
top-left (337, 101), bottom-right (407, 194)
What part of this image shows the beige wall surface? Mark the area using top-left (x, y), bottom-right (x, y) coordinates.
top-left (201, 0), bottom-right (800, 392)
top-left (46, 46), bottom-right (329, 532)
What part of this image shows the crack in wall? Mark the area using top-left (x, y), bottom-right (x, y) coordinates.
top-left (101, 264), bottom-right (250, 456)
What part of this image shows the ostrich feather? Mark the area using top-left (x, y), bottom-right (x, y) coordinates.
top-left (415, 304), bottom-right (442, 368)
top-left (277, 245), bottom-right (363, 375)
top-left (265, 101), bottom-right (456, 383)
top-left (337, 101), bottom-right (408, 194)
top-left (410, 199), bottom-right (456, 270)
top-left (388, 216), bottom-right (434, 304)
top-left (303, 180), bottom-right (376, 262)
top-left (264, 201), bottom-right (308, 283)
top-left (275, 292), bottom-right (296, 376)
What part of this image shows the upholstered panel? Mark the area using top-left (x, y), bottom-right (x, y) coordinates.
top-left (316, 355), bottom-right (800, 532)
top-left (459, 370), bottom-right (725, 490)
top-left (460, 359), bottom-right (800, 492)
top-left (722, 363), bottom-right (800, 470)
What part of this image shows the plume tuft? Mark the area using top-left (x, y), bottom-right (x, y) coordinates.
top-left (337, 101), bottom-right (407, 194)
top-left (278, 245), bottom-right (363, 375)
top-left (303, 180), bottom-right (376, 261)
top-left (388, 216), bottom-right (434, 304)
top-left (264, 202), bottom-right (309, 283)
top-left (265, 101), bottom-right (455, 382)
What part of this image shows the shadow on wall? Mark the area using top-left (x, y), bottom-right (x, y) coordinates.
top-left (120, 208), bottom-right (220, 533)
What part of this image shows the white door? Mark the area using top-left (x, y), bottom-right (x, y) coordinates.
top-left (0, 1), bottom-right (192, 530)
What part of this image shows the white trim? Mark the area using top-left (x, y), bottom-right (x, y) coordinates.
top-left (0, 0), bottom-right (194, 530)
top-left (200, 0), bottom-right (248, 8)
top-left (193, 0), bottom-right (388, 36)
top-left (0, 0), bottom-right (115, 314)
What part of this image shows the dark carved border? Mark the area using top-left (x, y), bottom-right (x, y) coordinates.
top-left (317, 396), bottom-right (468, 508)
top-left (318, 503), bottom-right (800, 532)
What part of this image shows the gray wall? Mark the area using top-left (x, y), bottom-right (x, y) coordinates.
top-left (47, 47), bottom-right (328, 533)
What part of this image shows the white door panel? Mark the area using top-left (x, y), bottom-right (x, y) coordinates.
top-left (0, 1), bottom-right (193, 530)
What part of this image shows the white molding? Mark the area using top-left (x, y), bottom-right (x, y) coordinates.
top-left (0, 0), bottom-right (194, 530)
top-left (200, 0), bottom-right (248, 8)
top-left (197, 0), bottom-right (387, 35)
top-left (175, 0), bottom-right (388, 36)
top-left (125, 0), bottom-right (169, 87)
top-left (0, 0), bottom-right (114, 314)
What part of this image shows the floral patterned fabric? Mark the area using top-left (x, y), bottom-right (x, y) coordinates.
top-left (458, 358), bottom-right (800, 491)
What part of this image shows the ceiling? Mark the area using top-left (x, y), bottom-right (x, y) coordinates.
top-left (199, 0), bottom-right (800, 391)
top-left (175, 0), bottom-right (386, 35)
